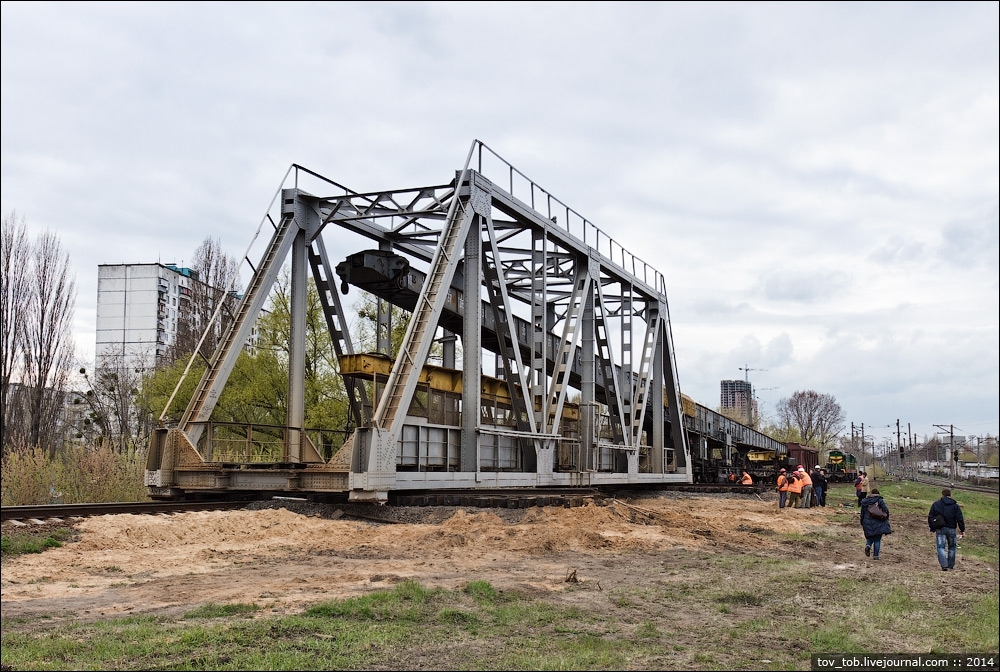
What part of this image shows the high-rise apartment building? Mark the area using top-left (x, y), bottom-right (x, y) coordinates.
top-left (720, 379), bottom-right (756, 422)
top-left (95, 263), bottom-right (199, 373)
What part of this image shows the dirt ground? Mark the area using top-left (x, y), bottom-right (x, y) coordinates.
top-left (1, 485), bottom-right (996, 633)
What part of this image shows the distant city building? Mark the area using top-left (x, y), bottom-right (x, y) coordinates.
top-left (935, 435), bottom-right (968, 462)
top-left (96, 263), bottom-right (199, 373)
top-left (720, 379), bottom-right (756, 420)
top-left (96, 262), bottom-right (252, 376)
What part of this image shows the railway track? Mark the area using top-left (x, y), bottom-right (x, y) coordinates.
top-left (1, 500), bottom-right (250, 523)
top-left (910, 475), bottom-right (999, 496)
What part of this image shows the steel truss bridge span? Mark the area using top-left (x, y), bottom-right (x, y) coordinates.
top-left (146, 140), bottom-right (785, 502)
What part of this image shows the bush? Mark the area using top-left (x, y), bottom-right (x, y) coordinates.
top-left (1, 441), bottom-right (150, 505)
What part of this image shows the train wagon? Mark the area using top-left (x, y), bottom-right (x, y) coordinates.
top-left (786, 443), bottom-right (819, 473)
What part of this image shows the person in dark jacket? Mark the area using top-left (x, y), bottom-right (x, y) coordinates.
top-left (927, 488), bottom-right (966, 571)
top-left (859, 488), bottom-right (892, 560)
top-left (811, 467), bottom-right (829, 507)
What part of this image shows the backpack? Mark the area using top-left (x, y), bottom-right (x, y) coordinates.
top-left (867, 502), bottom-right (888, 520)
top-left (930, 512), bottom-right (946, 531)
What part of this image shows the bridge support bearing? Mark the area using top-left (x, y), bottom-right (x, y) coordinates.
top-left (626, 449), bottom-right (639, 482)
top-left (535, 442), bottom-right (554, 486)
top-left (349, 489), bottom-right (389, 504)
top-left (147, 487), bottom-right (184, 499)
top-left (349, 427), bottom-right (398, 493)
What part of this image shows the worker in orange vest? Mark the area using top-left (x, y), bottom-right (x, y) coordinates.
top-left (797, 467), bottom-right (814, 509)
top-left (740, 470), bottom-right (753, 485)
top-left (786, 470), bottom-right (803, 509)
top-left (776, 468), bottom-right (790, 508)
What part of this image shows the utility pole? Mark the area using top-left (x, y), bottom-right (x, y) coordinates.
top-left (907, 422), bottom-right (912, 480)
top-left (896, 418), bottom-right (906, 472)
top-left (933, 424), bottom-right (956, 481)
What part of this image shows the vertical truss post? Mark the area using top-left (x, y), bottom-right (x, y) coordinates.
top-left (579, 255), bottom-right (600, 473)
top-left (461, 226), bottom-right (482, 473)
top-left (531, 228), bottom-right (547, 433)
top-left (650, 320), bottom-right (665, 472)
top-left (287, 226), bottom-right (308, 462)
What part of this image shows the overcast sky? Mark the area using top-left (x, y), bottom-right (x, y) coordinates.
top-left (3, 1), bottom-right (997, 448)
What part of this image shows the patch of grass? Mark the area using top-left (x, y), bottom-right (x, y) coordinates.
top-left (1, 574), bottom-right (990, 672)
top-left (966, 590), bottom-right (1000, 651)
top-left (878, 482), bottom-right (998, 523)
top-left (715, 591), bottom-right (764, 607)
top-left (436, 608), bottom-right (478, 626)
top-left (712, 553), bottom-right (780, 570)
top-left (1, 528), bottom-right (72, 558)
top-left (463, 579), bottom-right (500, 602)
top-left (812, 623), bottom-right (858, 651)
top-left (182, 603), bottom-right (261, 619)
top-left (306, 579), bottom-right (435, 622)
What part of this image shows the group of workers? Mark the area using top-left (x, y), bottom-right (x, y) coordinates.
top-left (725, 464), bottom-right (831, 510)
top-left (775, 464), bottom-right (828, 508)
top-left (724, 470), bottom-right (755, 485)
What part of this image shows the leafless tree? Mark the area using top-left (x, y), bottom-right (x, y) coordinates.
top-left (774, 390), bottom-right (845, 449)
top-left (171, 236), bottom-right (242, 362)
top-left (1, 212), bottom-right (31, 450)
top-left (78, 359), bottom-right (154, 451)
top-left (23, 230), bottom-right (77, 454)
top-left (3, 224), bottom-right (77, 455)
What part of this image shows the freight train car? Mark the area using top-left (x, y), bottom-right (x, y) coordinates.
top-left (786, 443), bottom-right (819, 473)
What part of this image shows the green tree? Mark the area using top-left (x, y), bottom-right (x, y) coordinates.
top-left (256, 271), bottom-right (349, 431)
top-left (141, 272), bottom-right (350, 434)
top-left (759, 422), bottom-right (801, 444)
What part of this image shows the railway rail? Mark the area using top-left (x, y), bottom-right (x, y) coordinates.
top-left (0, 500), bottom-right (250, 523)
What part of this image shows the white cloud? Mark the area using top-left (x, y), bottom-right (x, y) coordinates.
top-left (2, 1), bottom-right (997, 441)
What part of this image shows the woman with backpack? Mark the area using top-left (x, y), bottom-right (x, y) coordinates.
top-left (859, 488), bottom-right (892, 560)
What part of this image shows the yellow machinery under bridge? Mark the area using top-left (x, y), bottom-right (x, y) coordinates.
top-left (145, 141), bottom-right (786, 502)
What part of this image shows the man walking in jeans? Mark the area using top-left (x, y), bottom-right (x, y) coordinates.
top-left (927, 488), bottom-right (966, 571)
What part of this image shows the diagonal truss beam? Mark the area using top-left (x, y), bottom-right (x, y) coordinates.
top-left (481, 211), bottom-right (538, 437)
top-left (177, 212), bottom-right (299, 448)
